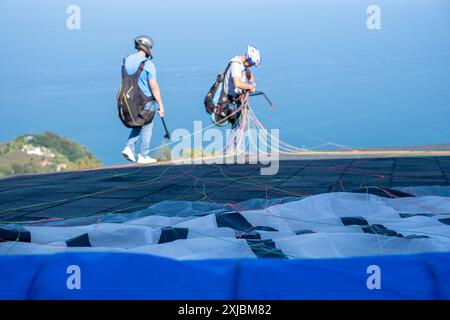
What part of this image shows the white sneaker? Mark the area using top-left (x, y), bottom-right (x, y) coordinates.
top-left (121, 146), bottom-right (136, 162)
top-left (137, 155), bottom-right (157, 164)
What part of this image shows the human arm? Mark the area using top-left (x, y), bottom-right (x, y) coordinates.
top-left (246, 69), bottom-right (256, 90)
top-left (149, 79), bottom-right (164, 117)
top-left (145, 61), bottom-right (164, 117)
top-left (230, 62), bottom-right (256, 93)
top-left (232, 75), bottom-right (256, 93)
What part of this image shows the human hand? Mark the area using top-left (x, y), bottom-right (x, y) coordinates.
top-left (158, 107), bottom-right (165, 117)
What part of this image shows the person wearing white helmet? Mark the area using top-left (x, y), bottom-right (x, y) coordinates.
top-left (224, 45), bottom-right (260, 98)
top-left (213, 45), bottom-right (260, 155)
top-left (218, 45), bottom-right (261, 127)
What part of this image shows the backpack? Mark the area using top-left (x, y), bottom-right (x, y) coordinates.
top-left (204, 62), bottom-right (236, 115)
top-left (117, 58), bottom-right (155, 128)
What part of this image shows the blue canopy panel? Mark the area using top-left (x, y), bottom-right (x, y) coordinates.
top-left (1, 252), bottom-right (450, 300)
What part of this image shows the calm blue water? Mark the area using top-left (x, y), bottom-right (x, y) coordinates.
top-left (1, 0), bottom-right (450, 165)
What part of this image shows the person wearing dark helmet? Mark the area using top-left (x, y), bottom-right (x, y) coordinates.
top-left (121, 35), bottom-right (165, 164)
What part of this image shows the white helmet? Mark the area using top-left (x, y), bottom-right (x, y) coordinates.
top-left (246, 45), bottom-right (261, 67)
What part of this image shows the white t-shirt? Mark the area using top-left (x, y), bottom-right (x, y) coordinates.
top-left (223, 56), bottom-right (248, 97)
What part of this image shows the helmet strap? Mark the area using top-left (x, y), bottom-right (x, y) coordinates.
top-left (147, 49), bottom-right (153, 60)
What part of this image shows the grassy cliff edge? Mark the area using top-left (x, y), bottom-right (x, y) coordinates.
top-left (0, 131), bottom-right (102, 177)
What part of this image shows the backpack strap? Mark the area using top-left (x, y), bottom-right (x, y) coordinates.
top-left (133, 60), bottom-right (147, 80)
top-left (223, 61), bottom-right (233, 76)
top-left (136, 59), bottom-right (156, 103)
top-left (220, 60), bottom-right (239, 98)
top-left (121, 57), bottom-right (128, 82)
top-left (121, 56), bottom-right (148, 81)
top-left (222, 60), bottom-right (241, 79)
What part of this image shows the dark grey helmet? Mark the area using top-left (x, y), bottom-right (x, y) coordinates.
top-left (134, 35), bottom-right (154, 58)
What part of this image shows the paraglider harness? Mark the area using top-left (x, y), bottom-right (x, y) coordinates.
top-left (204, 62), bottom-right (243, 127)
top-left (117, 58), bottom-right (156, 128)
